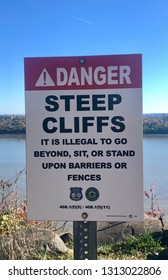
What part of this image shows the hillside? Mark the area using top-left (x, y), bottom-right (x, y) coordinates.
top-left (143, 114), bottom-right (168, 135)
top-left (0, 114), bottom-right (168, 135)
top-left (0, 115), bottom-right (25, 134)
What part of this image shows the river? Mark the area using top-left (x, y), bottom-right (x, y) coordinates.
top-left (0, 135), bottom-right (168, 214)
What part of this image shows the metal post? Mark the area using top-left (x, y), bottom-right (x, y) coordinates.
top-left (73, 221), bottom-right (97, 260)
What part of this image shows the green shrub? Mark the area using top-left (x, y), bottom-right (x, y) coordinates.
top-left (112, 232), bottom-right (163, 256)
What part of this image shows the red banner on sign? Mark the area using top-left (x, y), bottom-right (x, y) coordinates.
top-left (24, 54), bottom-right (142, 91)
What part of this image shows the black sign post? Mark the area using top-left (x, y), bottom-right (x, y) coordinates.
top-left (73, 221), bottom-right (97, 260)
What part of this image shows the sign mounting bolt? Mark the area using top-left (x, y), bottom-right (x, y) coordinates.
top-left (79, 58), bottom-right (85, 64)
top-left (82, 212), bottom-right (88, 219)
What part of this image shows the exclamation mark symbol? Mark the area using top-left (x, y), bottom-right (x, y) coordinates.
top-left (43, 70), bottom-right (46, 85)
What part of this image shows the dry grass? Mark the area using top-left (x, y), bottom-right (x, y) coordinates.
top-left (0, 176), bottom-right (166, 260)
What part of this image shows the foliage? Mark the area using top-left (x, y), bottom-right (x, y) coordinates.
top-left (0, 175), bottom-right (71, 260)
top-left (0, 169), bottom-right (166, 260)
top-left (143, 114), bottom-right (168, 134)
top-left (0, 175), bottom-right (27, 236)
top-left (1, 114), bottom-right (168, 135)
top-left (97, 232), bottom-right (165, 260)
top-left (112, 233), bottom-right (163, 256)
top-left (97, 244), bottom-right (112, 255)
top-left (0, 115), bottom-right (25, 134)
top-left (144, 181), bottom-right (164, 218)
top-left (0, 211), bottom-right (26, 236)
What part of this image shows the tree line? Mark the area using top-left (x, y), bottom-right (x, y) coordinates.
top-left (0, 114), bottom-right (168, 135)
top-left (143, 114), bottom-right (168, 135)
top-left (0, 115), bottom-right (25, 134)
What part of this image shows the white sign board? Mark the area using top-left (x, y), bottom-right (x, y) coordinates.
top-left (24, 54), bottom-right (143, 221)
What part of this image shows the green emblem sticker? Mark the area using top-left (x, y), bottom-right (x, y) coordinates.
top-left (85, 187), bottom-right (99, 201)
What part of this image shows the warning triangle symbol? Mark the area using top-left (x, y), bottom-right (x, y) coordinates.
top-left (35, 68), bottom-right (55, 87)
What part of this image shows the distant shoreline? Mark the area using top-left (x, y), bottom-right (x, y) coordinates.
top-left (143, 134), bottom-right (168, 137)
top-left (0, 134), bottom-right (25, 139)
top-left (0, 133), bottom-right (168, 138)
top-left (1, 114), bottom-right (168, 135)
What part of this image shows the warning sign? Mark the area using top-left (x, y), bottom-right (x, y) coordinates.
top-left (24, 54), bottom-right (143, 222)
top-left (35, 68), bottom-right (55, 87)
